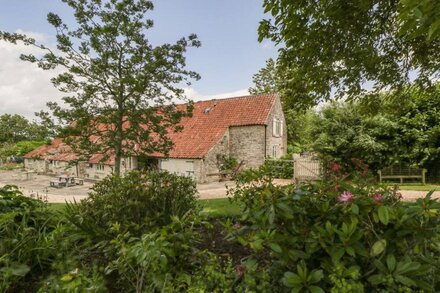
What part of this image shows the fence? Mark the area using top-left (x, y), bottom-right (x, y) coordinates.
top-left (293, 153), bottom-right (322, 181)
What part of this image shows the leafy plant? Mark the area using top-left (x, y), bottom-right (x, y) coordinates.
top-left (65, 170), bottom-right (198, 241)
top-left (229, 163), bottom-right (440, 291)
top-left (0, 186), bottom-right (61, 292)
top-left (261, 154), bottom-right (293, 179)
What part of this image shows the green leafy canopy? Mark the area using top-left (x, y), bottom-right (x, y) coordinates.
top-left (0, 0), bottom-right (201, 175)
top-left (259, 0), bottom-right (440, 108)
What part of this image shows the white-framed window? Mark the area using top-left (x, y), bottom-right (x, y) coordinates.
top-left (96, 164), bottom-right (105, 171)
top-left (272, 145), bottom-right (278, 158)
top-left (273, 118), bottom-right (283, 137)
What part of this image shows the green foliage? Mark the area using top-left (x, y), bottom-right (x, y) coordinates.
top-left (285, 109), bottom-right (317, 153)
top-left (309, 87), bottom-right (440, 179)
top-left (248, 58), bottom-right (279, 95)
top-left (0, 140), bottom-right (47, 161)
top-left (0, 0), bottom-right (201, 175)
top-left (0, 185), bottom-right (43, 213)
top-left (311, 102), bottom-right (399, 172)
top-left (259, 0), bottom-right (440, 108)
top-left (0, 114), bottom-right (52, 143)
top-left (217, 155), bottom-right (238, 173)
top-left (108, 216), bottom-right (221, 292)
top-left (65, 170), bottom-right (198, 241)
top-left (261, 154), bottom-right (293, 179)
top-left (2, 163), bottom-right (440, 291)
top-left (230, 165), bottom-right (440, 291)
top-left (0, 186), bottom-right (61, 292)
top-left (394, 87), bottom-right (440, 167)
top-left (248, 58), bottom-right (318, 152)
top-left (399, 0), bottom-right (440, 42)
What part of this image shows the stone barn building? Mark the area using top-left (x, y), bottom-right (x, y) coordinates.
top-left (24, 94), bottom-right (287, 183)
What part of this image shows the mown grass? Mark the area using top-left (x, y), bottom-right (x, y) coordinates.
top-left (199, 198), bottom-right (241, 218)
top-left (48, 198), bottom-right (242, 218)
top-left (385, 183), bottom-right (440, 191)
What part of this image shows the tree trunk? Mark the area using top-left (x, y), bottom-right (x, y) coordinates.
top-left (114, 121), bottom-right (123, 176)
top-left (114, 150), bottom-right (121, 176)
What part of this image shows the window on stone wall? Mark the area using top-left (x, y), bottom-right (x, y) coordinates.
top-left (273, 118), bottom-right (282, 137)
top-left (96, 164), bottom-right (105, 171)
top-left (272, 145), bottom-right (278, 158)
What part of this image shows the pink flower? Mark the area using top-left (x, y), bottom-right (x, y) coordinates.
top-left (372, 193), bottom-right (384, 202)
top-left (234, 264), bottom-right (246, 278)
top-left (329, 161), bottom-right (342, 172)
top-left (233, 223), bottom-right (242, 229)
top-left (338, 191), bottom-right (354, 203)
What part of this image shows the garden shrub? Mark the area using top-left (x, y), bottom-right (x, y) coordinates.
top-left (0, 186), bottom-right (62, 292)
top-left (261, 154), bottom-right (294, 179)
top-left (65, 170), bottom-right (198, 241)
top-left (0, 185), bottom-right (43, 213)
top-left (229, 163), bottom-right (440, 292)
top-left (108, 215), bottom-right (239, 292)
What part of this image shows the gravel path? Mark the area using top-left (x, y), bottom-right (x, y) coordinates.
top-left (1, 170), bottom-right (439, 203)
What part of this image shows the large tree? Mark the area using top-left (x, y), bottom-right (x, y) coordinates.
top-left (249, 58), bottom-right (317, 153)
top-left (248, 58), bottom-right (279, 95)
top-left (311, 102), bottom-right (400, 172)
top-left (258, 0), bottom-right (440, 108)
top-left (0, 0), bottom-right (200, 175)
top-left (0, 114), bottom-right (51, 143)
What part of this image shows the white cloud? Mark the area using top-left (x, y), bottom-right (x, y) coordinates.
top-left (0, 30), bottom-right (250, 120)
top-left (0, 30), bottom-right (63, 120)
top-left (184, 87), bottom-right (249, 101)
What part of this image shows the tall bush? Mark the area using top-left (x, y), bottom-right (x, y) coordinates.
top-left (0, 186), bottom-right (61, 292)
top-left (65, 170), bottom-right (198, 241)
top-left (230, 164), bottom-right (440, 291)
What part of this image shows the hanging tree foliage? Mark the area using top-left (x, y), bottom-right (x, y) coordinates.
top-left (0, 0), bottom-right (201, 175)
top-left (258, 0), bottom-right (440, 108)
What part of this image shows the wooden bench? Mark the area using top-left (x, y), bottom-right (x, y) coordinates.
top-left (378, 165), bottom-right (427, 185)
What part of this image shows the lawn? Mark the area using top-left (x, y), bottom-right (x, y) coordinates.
top-left (386, 183), bottom-right (440, 191)
top-left (48, 198), bottom-right (242, 218)
top-left (199, 198), bottom-right (241, 217)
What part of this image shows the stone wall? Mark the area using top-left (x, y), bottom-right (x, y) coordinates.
top-left (265, 97), bottom-right (287, 158)
top-left (229, 125), bottom-right (266, 169)
top-left (26, 159), bottom-right (78, 176)
top-left (200, 133), bottom-right (230, 183)
top-left (84, 163), bottom-right (113, 180)
top-left (24, 158), bottom-right (46, 173)
top-left (47, 161), bottom-right (77, 176)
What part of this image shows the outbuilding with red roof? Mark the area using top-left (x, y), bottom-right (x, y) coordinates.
top-left (24, 94), bottom-right (287, 182)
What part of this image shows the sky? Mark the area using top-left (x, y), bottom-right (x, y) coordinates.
top-left (0, 1), bottom-right (278, 120)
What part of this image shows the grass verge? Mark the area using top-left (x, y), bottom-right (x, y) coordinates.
top-left (48, 197), bottom-right (242, 218)
top-left (385, 183), bottom-right (440, 191)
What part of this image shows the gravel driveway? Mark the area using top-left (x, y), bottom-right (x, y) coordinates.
top-left (1, 170), bottom-right (438, 203)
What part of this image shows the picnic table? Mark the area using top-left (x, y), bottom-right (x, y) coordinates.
top-left (50, 175), bottom-right (84, 188)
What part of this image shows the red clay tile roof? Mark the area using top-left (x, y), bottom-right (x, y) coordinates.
top-left (24, 94), bottom-right (277, 163)
top-left (152, 93), bottom-right (276, 158)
